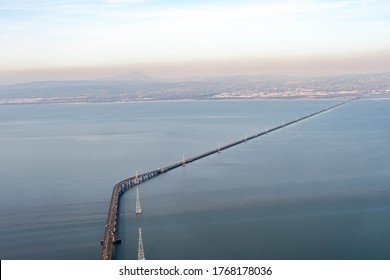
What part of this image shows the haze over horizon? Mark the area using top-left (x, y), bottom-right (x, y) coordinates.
top-left (1, 0), bottom-right (390, 84)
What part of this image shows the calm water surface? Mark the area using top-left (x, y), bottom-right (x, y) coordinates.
top-left (0, 99), bottom-right (389, 259)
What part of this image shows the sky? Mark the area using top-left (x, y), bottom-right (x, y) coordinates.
top-left (0, 0), bottom-right (390, 84)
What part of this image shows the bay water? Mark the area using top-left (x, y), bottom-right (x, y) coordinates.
top-left (0, 99), bottom-right (389, 259)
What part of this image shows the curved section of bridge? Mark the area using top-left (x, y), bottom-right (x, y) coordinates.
top-left (100, 98), bottom-right (358, 260)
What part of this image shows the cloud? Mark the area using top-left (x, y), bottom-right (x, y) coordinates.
top-left (105, 0), bottom-right (146, 3)
top-left (0, 0), bottom-right (389, 77)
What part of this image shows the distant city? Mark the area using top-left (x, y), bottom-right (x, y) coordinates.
top-left (0, 72), bottom-right (389, 105)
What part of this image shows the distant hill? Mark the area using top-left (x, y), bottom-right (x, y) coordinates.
top-left (101, 72), bottom-right (158, 82)
top-left (0, 72), bottom-right (389, 104)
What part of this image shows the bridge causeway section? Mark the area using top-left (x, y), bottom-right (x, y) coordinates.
top-left (100, 98), bottom-right (357, 260)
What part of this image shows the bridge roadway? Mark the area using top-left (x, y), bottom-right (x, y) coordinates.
top-left (100, 97), bottom-right (358, 260)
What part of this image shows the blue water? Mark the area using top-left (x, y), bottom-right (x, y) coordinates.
top-left (0, 99), bottom-right (389, 259)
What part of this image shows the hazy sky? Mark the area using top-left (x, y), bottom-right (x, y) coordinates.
top-left (1, 0), bottom-right (390, 83)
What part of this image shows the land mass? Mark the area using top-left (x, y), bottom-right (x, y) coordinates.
top-left (1, 72), bottom-right (389, 105)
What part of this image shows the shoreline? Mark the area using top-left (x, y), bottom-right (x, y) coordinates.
top-left (0, 94), bottom-right (372, 106)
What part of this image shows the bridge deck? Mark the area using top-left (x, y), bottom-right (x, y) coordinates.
top-left (100, 97), bottom-right (358, 259)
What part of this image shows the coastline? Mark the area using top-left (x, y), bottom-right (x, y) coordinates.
top-left (0, 93), bottom-right (371, 106)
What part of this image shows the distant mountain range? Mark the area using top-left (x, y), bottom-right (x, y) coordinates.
top-left (0, 72), bottom-right (389, 104)
top-left (0, 72), bottom-right (159, 89)
top-left (100, 72), bottom-right (159, 82)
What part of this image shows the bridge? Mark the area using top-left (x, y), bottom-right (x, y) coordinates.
top-left (100, 97), bottom-right (358, 260)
